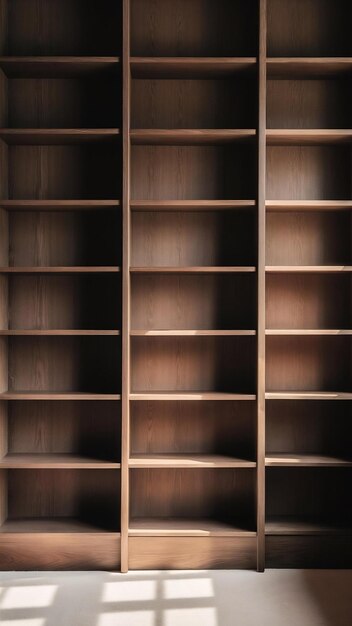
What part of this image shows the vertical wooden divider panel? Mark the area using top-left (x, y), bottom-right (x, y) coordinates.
top-left (257, 0), bottom-right (267, 572)
top-left (121, 0), bottom-right (131, 573)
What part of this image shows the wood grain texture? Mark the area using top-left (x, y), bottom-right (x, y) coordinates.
top-left (6, 0), bottom-right (120, 56)
top-left (131, 336), bottom-right (256, 393)
top-left (129, 517), bottom-right (256, 537)
top-left (132, 78), bottom-right (256, 129)
top-left (131, 145), bottom-right (256, 200)
top-left (0, 57), bottom-right (120, 78)
top-left (129, 536), bottom-right (256, 569)
top-left (130, 400), bottom-right (256, 458)
top-left (132, 211), bottom-right (256, 267)
top-left (131, 129), bottom-right (256, 145)
top-left (267, 58), bottom-right (352, 79)
top-left (266, 536), bottom-right (352, 568)
top-left (130, 0), bottom-right (257, 57)
top-left (131, 57), bottom-right (257, 79)
top-left (0, 534), bottom-right (120, 570)
top-left (0, 129), bottom-right (120, 145)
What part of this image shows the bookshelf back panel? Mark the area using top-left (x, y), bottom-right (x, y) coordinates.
top-left (2, 0), bottom-right (121, 55)
top-left (131, 0), bottom-right (258, 56)
top-left (6, 336), bottom-right (121, 393)
top-left (266, 274), bottom-right (352, 330)
top-left (266, 336), bottom-right (351, 392)
top-left (2, 145), bottom-right (120, 200)
top-left (132, 211), bottom-right (256, 267)
top-left (6, 211), bottom-right (121, 267)
top-left (3, 78), bottom-right (120, 129)
top-left (130, 468), bottom-right (256, 523)
top-left (267, 79), bottom-right (352, 129)
top-left (131, 274), bottom-right (256, 331)
top-left (131, 336), bottom-right (256, 393)
top-left (4, 469), bottom-right (120, 529)
top-left (131, 146), bottom-right (256, 200)
top-left (130, 401), bottom-right (256, 458)
top-left (266, 467), bottom-right (352, 523)
top-left (132, 78), bottom-right (256, 129)
top-left (267, 0), bottom-right (352, 57)
top-left (267, 146), bottom-right (352, 201)
top-left (267, 212), bottom-right (352, 266)
top-left (4, 401), bottom-right (120, 459)
top-left (266, 400), bottom-right (352, 457)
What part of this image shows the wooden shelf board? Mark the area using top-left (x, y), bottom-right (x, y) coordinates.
top-left (0, 392), bottom-right (121, 401)
top-left (267, 58), bottom-right (352, 78)
top-left (130, 200), bottom-right (256, 211)
top-left (129, 517), bottom-right (256, 537)
top-left (0, 129), bottom-right (120, 145)
top-left (266, 200), bottom-right (352, 212)
top-left (266, 453), bottom-right (352, 467)
top-left (266, 266), bottom-right (352, 273)
top-left (130, 266), bottom-right (256, 274)
top-left (131, 330), bottom-right (256, 337)
top-left (0, 453), bottom-right (120, 469)
top-left (130, 57), bottom-right (257, 78)
top-left (131, 392), bottom-right (256, 401)
top-left (130, 454), bottom-right (256, 468)
top-left (266, 329), bottom-right (352, 336)
top-left (131, 129), bottom-right (256, 145)
top-left (0, 266), bottom-right (120, 273)
top-left (0, 57), bottom-right (120, 78)
top-left (266, 392), bottom-right (352, 401)
top-left (0, 518), bottom-right (120, 534)
top-left (0, 330), bottom-right (120, 336)
top-left (266, 517), bottom-right (352, 536)
top-left (0, 200), bottom-right (120, 211)
top-left (267, 129), bottom-right (352, 146)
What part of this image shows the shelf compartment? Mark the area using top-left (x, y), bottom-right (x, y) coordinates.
top-left (131, 1), bottom-right (258, 57)
top-left (267, 210), bottom-right (352, 266)
top-left (131, 58), bottom-right (257, 79)
top-left (0, 518), bottom-right (121, 534)
top-left (130, 468), bottom-right (256, 537)
top-left (266, 200), bottom-right (352, 212)
top-left (129, 518), bottom-right (256, 537)
top-left (0, 57), bottom-right (120, 78)
top-left (131, 144), bottom-right (256, 201)
top-left (131, 130), bottom-right (256, 145)
top-left (0, 336), bottom-right (121, 394)
top-left (267, 0), bottom-right (352, 57)
top-left (268, 78), bottom-right (352, 130)
top-left (131, 210), bottom-right (256, 267)
top-left (131, 273), bottom-right (256, 331)
top-left (267, 58), bottom-right (352, 79)
top-left (266, 399), bottom-right (352, 463)
top-left (0, 209), bottom-right (121, 267)
top-left (131, 335), bottom-right (256, 395)
top-left (267, 145), bottom-right (352, 201)
top-left (266, 335), bottom-right (352, 394)
top-left (131, 200), bottom-right (256, 212)
top-left (0, 72), bottom-right (120, 129)
top-left (131, 399), bottom-right (256, 460)
top-left (0, 144), bottom-right (120, 200)
top-left (131, 76), bottom-right (256, 131)
top-left (0, 468), bottom-right (120, 532)
top-left (1, 0), bottom-right (121, 56)
top-left (0, 399), bottom-right (121, 462)
top-left (266, 467), bottom-right (352, 537)
top-left (130, 455), bottom-right (255, 469)
top-left (267, 130), bottom-right (352, 146)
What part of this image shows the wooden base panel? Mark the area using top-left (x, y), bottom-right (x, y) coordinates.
top-left (128, 536), bottom-right (256, 570)
top-left (0, 534), bottom-right (121, 571)
top-left (266, 536), bottom-right (352, 569)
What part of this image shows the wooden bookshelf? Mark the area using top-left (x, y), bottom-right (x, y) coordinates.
top-left (0, 0), bottom-right (350, 573)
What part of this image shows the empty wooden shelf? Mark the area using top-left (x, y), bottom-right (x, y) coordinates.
top-left (1, 0), bottom-right (351, 573)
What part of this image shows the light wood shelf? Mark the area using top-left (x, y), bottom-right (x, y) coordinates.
top-left (265, 454), bottom-right (352, 467)
top-left (131, 330), bottom-right (256, 336)
top-left (267, 129), bottom-right (352, 146)
top-left (0, 200), bottom-right (120, 211)
top-left (267, 58), bottom-right (352, 78)
top-left (0, 454), bottom-right (121, 469)
top-left (131, 129), bottom-right (256, 145)
top-left (266, 200), bottom-right (352, 212)
top-left (130, 57), bottom-right (257, 78)
top-left (131, 200), bottom-right (256, 212)
top-left (266, 517), bottom-right (352, 536)
top-left (0, 330), bottom-right (120, 336)
top-left (266, 266), bottom-right (352, 273)
top-left (130, 266), bottom-right (256, 274)
top-left (131, 392), bottom-right (256, 401)
top-left (0, 518), bottom-right (121, 534)
top-left (0, 266), bottom-right (121, 273)
top-left (0, 392), bottom-right (121, 401)
top-left (266, 392), bottom-right (352, 401)
top-left (130, 454), bottom-right (256, 468)
top-left (266, 330), bottom-right (352, 336)
top-left (129, 517), bottom-right (256, 537)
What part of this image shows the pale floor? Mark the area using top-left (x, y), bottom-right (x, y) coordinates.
top-left (0, 569), bottom-right (351, 626)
